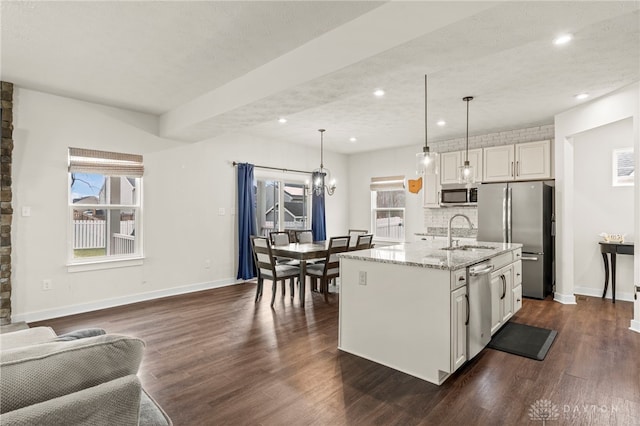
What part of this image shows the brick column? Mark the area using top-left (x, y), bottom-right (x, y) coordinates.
top-left (1, 81), bottom-right (14, 325)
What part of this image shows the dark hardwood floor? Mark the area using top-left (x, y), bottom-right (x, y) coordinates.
top-left (31, 284), bottom-right (640, 425)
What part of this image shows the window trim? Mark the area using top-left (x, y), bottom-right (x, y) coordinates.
top-left (370, 191), bottom-right (406, 243)
top-left (254, 171), bottom-right (311, 236)
top-left (67, 150), bottom-right (144, 269)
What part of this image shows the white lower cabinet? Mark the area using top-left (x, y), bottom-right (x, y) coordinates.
top-left (489, 259), bottom-right (521, 335)
top-left (451, 285), bottom-right (468, 372)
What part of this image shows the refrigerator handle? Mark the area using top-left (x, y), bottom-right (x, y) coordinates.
top-left (506, 187), bottom-right (512, 243)
top-left (502, 188), bottom-right (507, 242)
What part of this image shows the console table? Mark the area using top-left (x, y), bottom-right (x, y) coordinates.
top-left (599, 241), bottom-right (634, 303)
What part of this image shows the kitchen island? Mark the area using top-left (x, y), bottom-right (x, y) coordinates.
top-left (338, 239), bottom-right (522, 385)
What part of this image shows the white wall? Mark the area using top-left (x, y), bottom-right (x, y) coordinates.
top-left (572, 118), bottom-right (635, 300)
top-left (554, 82), bottom-right (639, 330)
top-left (11, 88), bottom-right (348, 322)
top-left (347, 145), bottom-right (424, 242)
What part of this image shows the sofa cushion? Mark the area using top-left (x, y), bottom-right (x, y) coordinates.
top-left (0, 374), bottom-right (142, 426)
top-left (0, 334), bottom-right (145, 413)
top-left (0, 326), bottom-right (57, 351)
top-left (54, 328), bottom-right (106, 341)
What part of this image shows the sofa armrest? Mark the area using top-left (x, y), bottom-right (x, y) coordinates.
top-left (0, 334), bottom-right (145, 413)
top-left (0, 327), bottom-right (57, 351)
top-left (0, 375), bottom-right (142, 426)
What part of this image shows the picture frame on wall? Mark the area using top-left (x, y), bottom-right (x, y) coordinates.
top-left (612, 147), bottom-right (634, 187)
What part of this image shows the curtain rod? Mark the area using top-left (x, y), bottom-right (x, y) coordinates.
top-left (232, 161), bottom-right (312, 175)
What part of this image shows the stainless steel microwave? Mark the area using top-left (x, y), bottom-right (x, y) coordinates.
top-left (440, 185), bottom-right (478, 206)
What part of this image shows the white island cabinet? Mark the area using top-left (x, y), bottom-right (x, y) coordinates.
top-left (338, 240), bottom-right (522, 386)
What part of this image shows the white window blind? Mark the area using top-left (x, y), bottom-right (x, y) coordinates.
top-left (68, 147), bottom-right (144, 177)
top-left (369, 175), bottom-right (405, 191)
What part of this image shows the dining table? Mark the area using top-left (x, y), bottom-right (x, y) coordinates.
top-left (271, 241), bottom-right (329, 305)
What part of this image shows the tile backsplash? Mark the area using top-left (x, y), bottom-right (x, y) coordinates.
top-left (423, 207), bottom-right (478, 237)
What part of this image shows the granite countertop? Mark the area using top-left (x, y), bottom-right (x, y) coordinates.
top-left (340, 240), bottom-right (522, 270)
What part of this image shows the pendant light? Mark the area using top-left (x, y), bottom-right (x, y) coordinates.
top-left (416, 75), bottom-right (439, 175)
top-left (312, 129), bottom-right (336, 196)
top-left (458, 96), bottom-right (475, 184)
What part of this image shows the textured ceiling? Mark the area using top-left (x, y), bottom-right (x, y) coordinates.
top-left (2, 1), bottom-right (639, 154)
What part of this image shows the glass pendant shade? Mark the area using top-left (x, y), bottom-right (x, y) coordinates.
top-left (458, 160), bottom-right (475, 184)
top-left (416, 150), bottom-right (439, 175)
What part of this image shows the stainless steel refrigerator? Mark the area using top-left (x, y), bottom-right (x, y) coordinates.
top-left (477, 181), bottom-right (553, 299)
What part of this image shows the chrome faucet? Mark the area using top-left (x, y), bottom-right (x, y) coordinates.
top-left (448, 214), bottom-right (474, 248)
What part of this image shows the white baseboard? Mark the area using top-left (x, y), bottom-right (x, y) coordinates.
top-left (553, 292), bottom-right (577, 304)
top-left (630, 319), bottom-right (640, 334)
top-left (573, 286), bottom-right (635, 303)
top-left (13, 278), bottom-right (248, 324)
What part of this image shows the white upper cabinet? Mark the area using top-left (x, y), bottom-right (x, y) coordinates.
top-left (483, 140), bottom-right (551, 182)
top-left (440, 149), bottom-right (483, 185)
top-left (515, 140), bottom-right (551, 180)
top-left (440, 152), bottom-right (461, 185)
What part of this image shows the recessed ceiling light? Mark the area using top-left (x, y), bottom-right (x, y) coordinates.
top-left (553, 34), bottom-right (573, 45)
top-left (575, 93), bottom-right (589, 100)
top-left (278, 117), bottom-right (287, 124)
top-left (349, 137), bottom-right (357, 143)
top-left (373, 89), bottom-right (385, 97)
top-left (437, 120), bottom-right (446, 126)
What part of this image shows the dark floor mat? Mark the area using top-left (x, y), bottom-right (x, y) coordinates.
top-left (488, 321), bottom-right (557, 360)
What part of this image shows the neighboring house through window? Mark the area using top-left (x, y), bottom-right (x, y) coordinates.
top-left (370, 175), bottom-right (406, 242)
top-left (255, 176), bottom-right (310, 237)
top-left (68, 148), bottom-right (143, 269)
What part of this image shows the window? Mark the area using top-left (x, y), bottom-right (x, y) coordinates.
top-left (68, 148), bottom-right (143, 268)
top-left (255, 177), bottom-right (310, 237)
top-left (370, 176), bottom-right (406, 242)
top-left (612, 147), bottom-right (634, 187)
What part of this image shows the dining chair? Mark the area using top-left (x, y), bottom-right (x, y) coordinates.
top-left (352, 233), bottom-right (374, 250)
top-left (305, 235), bottom-right (350, 302)
top-left (270, 231), bottom-right (302, 266)
top-left (269, 231), bottom-right (290, 246)
top-left (295, 230), bottom-right (313, 244)
top-left (348, 229), bottom-right (368, 247)
top-left (250, 236), bottom-right (300, 307)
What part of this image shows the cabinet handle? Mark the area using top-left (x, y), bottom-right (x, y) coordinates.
top-left (459, 276), bottom-right (466, 281)
top-left (511, 161), bottom-right (514, 177)
top-left (500, 275), bottom-right (506, 299)
top-left (465, 294), bottom-right (470, 326)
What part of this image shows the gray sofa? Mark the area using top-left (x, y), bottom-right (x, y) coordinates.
top-left (0, 326), bottom-right (171, 426)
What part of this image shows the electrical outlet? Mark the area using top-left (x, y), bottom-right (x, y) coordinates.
top-left (358, 271), bottom-right (367, 286)
top-left (218, 208), bottom-right (225, 216)
top-left (204, 259), bottom-right (211, 269)
top-left (42, 279), bottom-right (52, 291)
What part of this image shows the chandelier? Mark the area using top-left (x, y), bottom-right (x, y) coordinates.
top-left (312, 129), bottom-right (336, 196)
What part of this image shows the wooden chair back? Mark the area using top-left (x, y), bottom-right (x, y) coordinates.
top-left (251, 236), bottom-right (276, 279)
top-left (348, 229), bottom-right (368, 247)
top-left (322, 236), bottom-right (351, 280)
top-left (353, 234), bottom-right (374, 250)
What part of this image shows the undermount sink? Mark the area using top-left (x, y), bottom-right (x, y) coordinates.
top-left (441, 245), bottom-right (496, 251)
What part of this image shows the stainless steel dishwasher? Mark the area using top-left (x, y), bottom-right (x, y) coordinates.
top-left (467, 262), bottom-right (494, 359)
